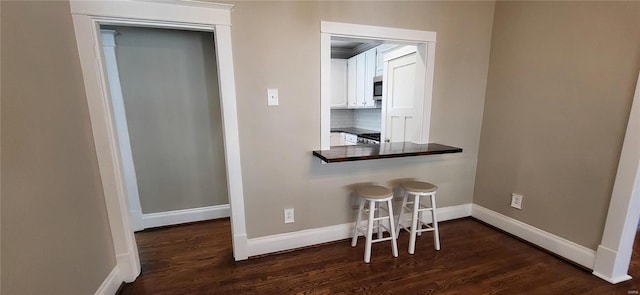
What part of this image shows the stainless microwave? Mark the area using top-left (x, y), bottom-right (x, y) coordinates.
top-left (373, 76), bottom-right (383, 100)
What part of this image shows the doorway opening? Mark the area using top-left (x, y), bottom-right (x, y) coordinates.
top-left (70, 1), bottom-right (248, 284)
top-left (100, 26), bottom-right (230, 231)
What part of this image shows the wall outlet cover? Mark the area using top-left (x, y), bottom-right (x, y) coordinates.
top-left (284, 208), bottom-right (294, 223)
top-left (511, 193), bottom-right (523, 210)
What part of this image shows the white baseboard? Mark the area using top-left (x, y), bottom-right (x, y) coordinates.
top-left (247, 222), bottom-right (353, 257)
top-left (143, 204), bottom-right (230, 229)
top-left (471, 204), bottom-right (596, 269)
top-left (246, 203), bottom-right (472, 257)
top-left (94, 265), bottom-right (122, 295)
top-left (432, 203), bottom-right (472, 222)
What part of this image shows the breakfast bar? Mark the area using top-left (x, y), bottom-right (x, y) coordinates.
top-left (313, 142), bottom-right (463, 163)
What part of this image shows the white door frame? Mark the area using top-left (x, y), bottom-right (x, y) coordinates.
top-left (100, 30), bottom-right (145, 232)
top-left (320, 21), bottom-right (436, 150)
top-left (593, 71), bottom-right (640, 283)
top-left (69, 0), bottom-right (248, 283)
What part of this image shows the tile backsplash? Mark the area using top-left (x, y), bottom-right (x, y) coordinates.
top-left (354, 108), bottom-right (381, 131)
top-left (330, 109), bottom-right (354, 128)
top-left (331, 108), bottom-right (382, 131)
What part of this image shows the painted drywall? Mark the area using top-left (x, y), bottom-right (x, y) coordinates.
top-left (111, 26), bottom-right (228, 213)
top-left (474, 1), bottom-right (640, 250)
top-left (1, 1), bottom-right (116, 294)
top-left (227, 1), bottom-right (495, 238)
top-left (0, 1), bottom-right (3, 292)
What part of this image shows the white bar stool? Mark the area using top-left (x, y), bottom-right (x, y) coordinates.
top-left (351, 185), bottom-right (399, 263)
top-left (395, 181), bottom-right (440, 254)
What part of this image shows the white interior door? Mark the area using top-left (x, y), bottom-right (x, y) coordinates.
top-left (384, 52), bottom-right (418, 143)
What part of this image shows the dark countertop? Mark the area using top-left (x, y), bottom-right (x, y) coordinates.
top-left (313, 142), bottom-right (463, 163)
top-left (330, 127), bottom-right (379, 136)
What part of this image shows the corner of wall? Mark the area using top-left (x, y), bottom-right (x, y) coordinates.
top-left (471, 204), bottom-right (596, 269)
top-left (94, 265), bottom-right (122, 295)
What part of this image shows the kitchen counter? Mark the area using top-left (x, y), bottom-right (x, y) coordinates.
top-left (330, 127), bottom-right (379, 136)
top-left (313, 142), bottom-right (463, 163)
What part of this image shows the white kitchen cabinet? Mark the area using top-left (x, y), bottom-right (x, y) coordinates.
top-left (330, 132), bottom-right (344, 146)
top-left (375, 44), bottom-right (397, 76)
top-left (347, 57), bottom-right (357, 108)
top-left (344, 133), bottom-right (358, 145)
top-left (364, 48), bottom-right (376, 106)
top-left (347, 48), bottom-right (376, 109)
top-left (330, 132), bottom-right (357, 146)
top-left (330, 59), bottom-right (348, 108)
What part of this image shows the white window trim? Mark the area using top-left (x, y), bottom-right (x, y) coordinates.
top-left (69, 0), bottom-right (248, 284)
top-left (320, 21), bottom-right (436, 150)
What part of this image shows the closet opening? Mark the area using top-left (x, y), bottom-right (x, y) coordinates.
top-left (100, 26), bottom-right (230, 233)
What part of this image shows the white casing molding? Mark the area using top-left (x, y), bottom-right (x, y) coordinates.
top-left (70, 0), bottom-right (232, 27)
top-left (100, 30), bottom-right (145, 232)
top-left (94, 266), bottom-right (121, 295)
top-left (471, 204), bottom-right (596, 269)
top-left (592, 71), bottom-right (640, 284)
top-left (246, 204), bottom-right (471, 257)
top-left (320, 22), bottom-right (436, 44)
top-left (142, 205), bottom-right (231, 229)
top-left (70, 2), bottom-right (247, 292)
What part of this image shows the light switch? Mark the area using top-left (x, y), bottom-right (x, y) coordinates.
top-left (267, 88), bottom-right (279, 106)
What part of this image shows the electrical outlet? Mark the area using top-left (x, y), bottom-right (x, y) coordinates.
top-left (511, 193), bottom-right (523, 209)
top-left (284, 208), bottom-right (295, 224)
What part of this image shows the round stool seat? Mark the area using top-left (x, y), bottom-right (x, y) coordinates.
top-left (400, 181), bottom-right (437, 193)
top-left (356, 185), bottom-right (393, 199)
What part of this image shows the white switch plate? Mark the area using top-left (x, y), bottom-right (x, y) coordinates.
top-left (284, 208), bottom-right (294, 223)
top-left (267, 88), bottom-right (279, 106)
top-left (511, 193), bottom-right (523, 209)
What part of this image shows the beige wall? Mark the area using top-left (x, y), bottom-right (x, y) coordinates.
top-left (227, 1), bottom-right (495, 237)
top-left (1, 1), bottom-right (115, 294)
top-left (111, 26), bottom-right (228, 213)
top-left (474, 1), bottom-right (640, 250)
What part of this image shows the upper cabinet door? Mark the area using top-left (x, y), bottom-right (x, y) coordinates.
top-left (375, 44), bottom-right (397, 77)
top-left (363, 48), bottom-right (376, 107)
top-left (346, 49), bottom-right (377, 109)
top-left (347, 56), bottom-right (357, 108)
top-left (355, 53), bottom-right (366, 107)
top-left (330, 59), bottom-right (348, 108)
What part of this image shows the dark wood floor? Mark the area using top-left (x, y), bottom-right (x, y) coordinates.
top-left (120, 218), bottom-right (640, 294)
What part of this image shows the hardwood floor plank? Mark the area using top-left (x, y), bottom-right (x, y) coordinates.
top-left (120, 218), bottom-right (640, 294)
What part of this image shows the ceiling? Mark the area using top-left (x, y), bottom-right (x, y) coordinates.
top-left (331, 39), bottom-right (381, 59)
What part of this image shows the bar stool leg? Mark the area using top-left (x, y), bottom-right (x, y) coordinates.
top-left (387, 199), bottom-right (399, 257)
top-left (351, 199), bottom-right (365, 247)
top-left (364, 200), bottom-right (375, 263)
top-left (376, 202), bottom-right (383, 239)
top-left (417, 205), bottom-right (423, 237)
top-left (395, 190), bottom-right (408, 238)
top-left (408, 194), bottom-right (420, 255)
top-left (431, 193), bottom-right (441, 250)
